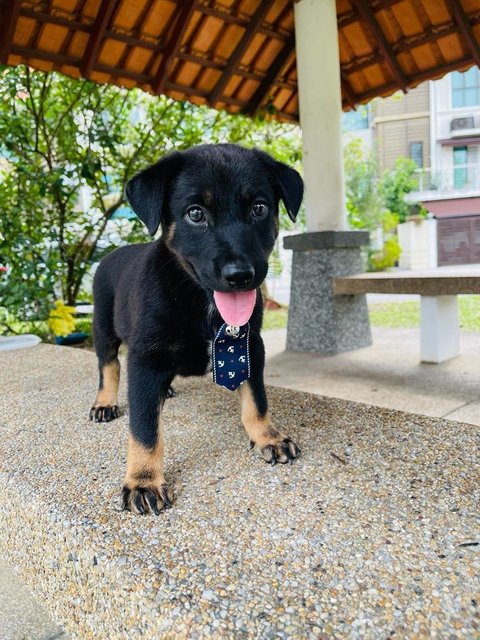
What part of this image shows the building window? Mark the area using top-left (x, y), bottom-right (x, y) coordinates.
top-left (409, 141), bottom-right (423, 167)
top-left (453, 146), bottom-right (478, 188)
top-left (454, 146), bottom-right (467, 188)
top-left (451, 67), bottom-right (480, 108)
top-left (342, 105), bottom-right (369, 131)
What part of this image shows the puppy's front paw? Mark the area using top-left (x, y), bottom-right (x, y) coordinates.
top-left (122, 483), bottom-right (173, 515)
top-left (250, 437), bottom-right (301, 465)
top-left (89, 404), bottom-right (120, 422)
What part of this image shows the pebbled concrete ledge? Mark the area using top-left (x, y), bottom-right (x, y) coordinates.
top-left (0, 344), bottom-right (479, 639)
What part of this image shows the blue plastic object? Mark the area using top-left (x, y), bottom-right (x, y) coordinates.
top-left (55, 332), bottom-right (89, 345)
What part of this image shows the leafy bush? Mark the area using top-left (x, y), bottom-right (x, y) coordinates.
top-left (379, 157), bottom-right (427, 223)
top-left (369, 236), bottom-right (401, 271)
top-left (344, 139), bottom-right (384, 231)
top-left (343, 140), bottom-right (431, 270)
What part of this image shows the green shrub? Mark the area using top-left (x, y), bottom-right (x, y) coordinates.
top-left (369, 236), bottom-right (401, 271)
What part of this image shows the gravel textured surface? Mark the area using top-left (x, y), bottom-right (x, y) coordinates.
top-left (0, 343), bottom-right (479, 639)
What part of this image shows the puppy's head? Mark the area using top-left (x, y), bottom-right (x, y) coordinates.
top-left (126, 144), bottom-right (303, 303)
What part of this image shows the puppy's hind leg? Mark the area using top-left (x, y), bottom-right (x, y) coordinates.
top-left (90, 302), bottom-right (122, 423)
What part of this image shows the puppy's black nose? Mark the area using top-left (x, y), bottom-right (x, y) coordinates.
top-left (222, 263), bottom-right (255, 290)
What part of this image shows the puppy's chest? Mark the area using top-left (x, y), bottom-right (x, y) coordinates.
top-left (169, 335), bottom-right (213, 377)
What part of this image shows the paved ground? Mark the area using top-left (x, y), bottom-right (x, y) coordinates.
top-left (0, 344), bottom-right (479, 639)
top-left (0, 561), bottom-right (66, 640)
top-left (264, 326), bottom-right (480, 426)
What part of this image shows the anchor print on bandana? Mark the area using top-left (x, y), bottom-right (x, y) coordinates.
top-left (213, 323), bottom-right (250, 391)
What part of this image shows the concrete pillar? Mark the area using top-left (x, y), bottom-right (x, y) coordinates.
top-left (285, 232), bottom-right (372, 354)
top-left (420, 296), bottom-right (460, 363)
top-left (293, 0), bottom-right (346, 231)
top-left (285, 0), bottom-right (371, 354)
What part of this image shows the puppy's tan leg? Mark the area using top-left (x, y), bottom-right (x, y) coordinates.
top-left (90, 359), bottom-right (121, 422)
top-left (122, 422), bottom-right (172, 515)
top-left (238, 382), bottom-right (300, 464)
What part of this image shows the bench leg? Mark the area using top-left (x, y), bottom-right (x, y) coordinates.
top-left (420, 296), bottom-right (460, 363)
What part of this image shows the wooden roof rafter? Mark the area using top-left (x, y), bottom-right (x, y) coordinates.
top-left (58, 0), bottom-right (89, 60)
top-left (114, 0), bottom-right (157, 72)
top-left (342, 11), bottom-right (480, 76)
top-left (151, 0), bottom-right (196, 95)
top-left (80, 0), bottom-right (121, 78)
top-left (352, 0), bottom-right (408, 91)
top-left (239, 0), bottom-right (291, 73)
top-left (0, 0), bottom-right (21, 64)
top-left (161, 1), bottom-right (217, 102)
top-left (227, 1), bottom-right (292, 106)
top-left (180, 0), bottom-right (241, 96)
top-left (277, 88), bottom-right (297, 116)
top-left (243, 31), bottom-right (295, 116)
top-left (351, 54), bottom-right (476, 106)
top-left (341, 75), bottom-right (358, 110)
top-left (445, 0), bottom-right (480, 70)
top-left (196, 2), bottom-right (290, 43)
top-left (18, 6), bottom-right (163, 50)
top-left (338, 0), bottom-right (404, 29)
top-left (208, 0), bottom-right (275, 106)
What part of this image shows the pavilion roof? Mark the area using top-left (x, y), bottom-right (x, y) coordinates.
top-left (1, 0), bottom-right (479, 122)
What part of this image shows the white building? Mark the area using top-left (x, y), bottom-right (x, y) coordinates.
top-left (343, 67), bottom-right (480, 267)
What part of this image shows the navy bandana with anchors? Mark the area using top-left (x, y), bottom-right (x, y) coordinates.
top-left (213, 323), bottom-right (250, 391)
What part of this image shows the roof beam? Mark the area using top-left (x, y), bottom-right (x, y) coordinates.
top-left (209, 0), bottom-right (274, 106)
top-left (352, 55), bottom-right (475, 105)
top-left (10, 43), bottom-right (249, 107)
top-left (0, 0), bottom-right (22, 64)
top-left (19, 8), bottom-right (163, 50)
top-left (243, 32), bottom-right (295, 116)
top-left (338, 0), bottom-right (404, 29)
top-left (341, 11), bottom-right (480, 76)
top-left (341, 75), bottom-right (357, 110)
top-left (80, 0), bottom-right (120, 77)
top-left (115, 0), bottom-right (157, 69)
top-left (177, 51), bottom-right (296, 89)
top-left (229, 1), bottom-right (290, 101)
top-left (446, 0), bottom-right (480, 69)
top-left (196, 4), bottom-right (289, 43)
top-left (352, 0), bottom-right (408, 91)
top-left (151, 0), bottom-right (196, 95)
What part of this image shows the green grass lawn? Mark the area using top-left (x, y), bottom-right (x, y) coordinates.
top-left (4, 296), bottom-right (480, 339)
top-left (263, 307), bottom-right (289, 330)
top-left (264, 295), bottom-right (480, 332)
top-left (368, 295), bottom-right (480, 331)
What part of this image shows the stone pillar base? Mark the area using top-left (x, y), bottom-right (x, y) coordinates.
top-left (284, 231), bottom-right (372, 354)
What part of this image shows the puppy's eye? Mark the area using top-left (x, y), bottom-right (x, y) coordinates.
top-left (251, 202), bottom-right (268, 219)
top-left (186, 206), bottom-right (206, 224)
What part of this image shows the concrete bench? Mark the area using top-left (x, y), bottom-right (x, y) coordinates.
top-left (333, 270), bottom-right (480, 363)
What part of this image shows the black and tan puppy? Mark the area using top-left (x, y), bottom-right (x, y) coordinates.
top-left (90, 143), bottom-right (303, 515)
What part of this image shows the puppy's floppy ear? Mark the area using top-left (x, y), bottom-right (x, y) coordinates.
top-left (126, 151), bottom-right (183, 236)
top-left (255, 150), bottom-right (304, 222)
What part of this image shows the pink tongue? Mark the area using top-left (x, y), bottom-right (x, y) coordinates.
top-left (213, 290), bottom-right (257, 326)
